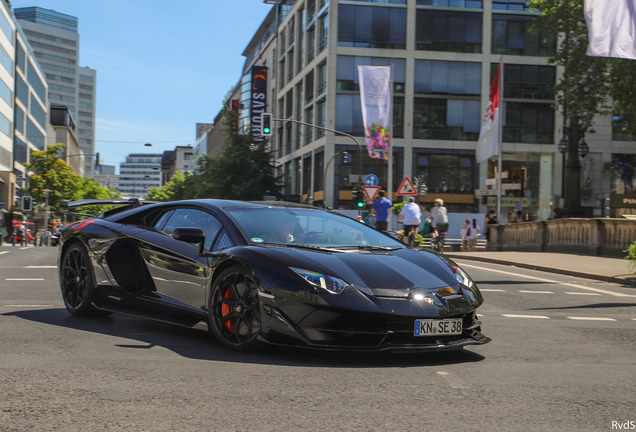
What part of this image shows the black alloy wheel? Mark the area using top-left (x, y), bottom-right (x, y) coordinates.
top-left (60, 243), bottom-right (99, 316)
top-left (208, 266), bottom-right (262, 351)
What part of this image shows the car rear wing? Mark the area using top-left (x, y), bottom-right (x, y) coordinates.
top-left (60, 198), bottom-right (156, 217)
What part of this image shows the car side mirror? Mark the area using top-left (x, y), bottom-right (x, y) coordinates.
top-left (173, 227), bottom-right (206, 255)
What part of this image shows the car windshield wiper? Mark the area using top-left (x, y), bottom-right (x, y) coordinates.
top-left (285, 243), bottom-right (334, 252)
top-left (357, 245), bottom-right (402, 251)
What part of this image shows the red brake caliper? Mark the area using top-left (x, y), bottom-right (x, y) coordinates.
top-left (221, 287), bottom-right (234, 332)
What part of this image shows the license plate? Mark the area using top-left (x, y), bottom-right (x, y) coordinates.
top-left (414, 319), bottom-right (462, 336)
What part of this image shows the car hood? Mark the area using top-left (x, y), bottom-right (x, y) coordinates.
top-left (260, 246), bottom-right (459, 290)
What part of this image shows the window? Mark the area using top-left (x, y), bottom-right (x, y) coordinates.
top-left (414, 60), bottom-right (481, 95)
top-left (16, 75), bottom-right (29, 107)
top-left (338, 5), bottom-right (407, 49)
top-left (416, 10), bottom-right (482, 53)
top-left (49, 83), bottom-right (75, 93)
top-left (15, 105), bottom-right (24, 135)
top-left (337, 56), bottom-right (407, 92)
top-left (23, 29), bottom-right (76, 46)
top-left (492, 63), bottom-right (555, 100)
top-left (414, 153), bottom-right (475, 203)
top-left (29, 41), bottom-right (76, 55)
top-left (27, 117), bottom-right (44, 149)
top-left (0, 111), bottom-right (11, 137)
top-left (318, 15), bottom-right (328, 52)
top-left (492, 14), bottom-right (555, 56)
top-left (413, 98), bottom-right (480, 141)
top-left (34, 52), bottom-right (76, 65)
top-left (0, 9), bottom-right (13, 44)
top-left (503, 102), bottom-right (554, 144)
top-left (348, 0), bottom-right (406, 3)
top-left (16, 43), bottom-right (26, 73)
top-left (79, 93), bottom-right (93, 100)
top-left (79, 102), bottom-right (93, 108)
top-left (493, 0), bottom-right (532, 11)
top-left (78, 128), bottom-right (92, 135)
top-left (50, 93), bottom-right (75, 102)
top-left (30, 95), bottom-right (46, 128)
top-left (79, 74), bottom-right (93, 82)
top-left (212, 229), bottom-right (234, 252)
top-left (28, 61), bottom-right (47, 102)
top-left (417, 0), bottom-right (482, 7)
top-left (0, 43), bottom-right (12, 74)
top-left (0, 78), bottom-right (11, 106)
top-left (14, 137), bottom-right (27, 164)
top-left (46, 73), bottom-right (75, 84)
top-left (40, 62), bottom-right (75, 74)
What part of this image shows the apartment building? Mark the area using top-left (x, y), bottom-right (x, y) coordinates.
top-left (15, 7), bottom-right (97, 177)
top-left (119, 153), bottom-right (162, 198)
top-left (233, 0), bottom-right (636, 219)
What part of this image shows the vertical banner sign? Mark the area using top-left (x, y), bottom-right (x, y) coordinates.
top-left (476, 62), bottom-right (501, 163)
top-left (358, 66), bottom-right (391, 160)
top-left (251, 66), bottom-right (268, 142)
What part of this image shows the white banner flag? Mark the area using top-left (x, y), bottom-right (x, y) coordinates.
top-left (358, 66), bottom-right (391, 160)
top-left (585, 0), bottom-right (636, 60)
top-left (476, 62), bottom-right (501, 163)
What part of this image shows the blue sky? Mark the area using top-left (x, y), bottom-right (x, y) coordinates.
top-left (10, 0), bottom-right (273, 170)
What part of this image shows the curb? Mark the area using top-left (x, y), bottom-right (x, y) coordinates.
top-left (444, 253), bottom-right (636, 288)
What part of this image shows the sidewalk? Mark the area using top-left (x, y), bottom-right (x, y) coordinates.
top-left (445, 251), bottom-right (636, 287)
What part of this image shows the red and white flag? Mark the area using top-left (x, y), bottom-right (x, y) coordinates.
top-left (476, 62), bottom-right (501, 163)
top-left (585, 0), bottom-right (636, 60)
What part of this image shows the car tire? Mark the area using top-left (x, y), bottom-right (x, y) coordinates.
top-left (60, 242), bottom-right (101, 316)
top-left (208, 266), bottom-right (262, 351)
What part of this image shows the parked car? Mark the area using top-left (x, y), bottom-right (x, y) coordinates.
top-left (57, 198), bottom-right (490, 352)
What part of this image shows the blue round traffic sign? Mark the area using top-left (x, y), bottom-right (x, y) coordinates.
top-left (365, 174), bottom-right (379, 187)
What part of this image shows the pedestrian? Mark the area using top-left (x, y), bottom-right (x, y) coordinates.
top-left (397, 197), bottom-right (422, 244)
top-left (460, 219), bottom-right (471, 252)
top-left (483, 210), bottom-right (498, 251)
top-left (371, 190), bottom-right (392, 231)
top-left (514, 210), bottom-right (523, 223)
top-left (467, 218), bottom-right (480, 251)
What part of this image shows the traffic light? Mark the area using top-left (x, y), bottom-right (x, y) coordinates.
top-left (21, 196), bottom-right (32, 212)
top-left (352, 187), bottom-right (365, 208)
top-left (261, 113), bottom-right (273, 136)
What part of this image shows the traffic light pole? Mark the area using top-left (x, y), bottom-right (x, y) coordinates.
top-left (268, 117), bottom-right (364, 208)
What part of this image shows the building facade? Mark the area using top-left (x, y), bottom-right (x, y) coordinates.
top-left (0, 0), bottom-right (14, 230)
top-left (233, 0), bottom-right (636, 219)
top-left (119, 153), bottom-right (162, 198)
top-left (15, 6), bottom-right (96, 177)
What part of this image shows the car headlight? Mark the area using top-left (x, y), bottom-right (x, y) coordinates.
top-left (290, 267), bottom-right (348, 294)
top-left (454, 266), bottom-right (475, 289)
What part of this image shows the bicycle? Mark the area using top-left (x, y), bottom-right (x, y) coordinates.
top-left (430, 224), bottom-right (448, 254)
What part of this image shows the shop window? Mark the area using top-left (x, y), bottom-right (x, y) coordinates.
top-left (415, 153), bottom-right (474, 196)
top-left (492, 14), bottom-right (555, 57)
top-left (415, 10), bottom-right (482, 53)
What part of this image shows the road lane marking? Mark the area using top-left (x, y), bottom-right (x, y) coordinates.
top-left (566, 317), bottom-right (616, 321)
top-left (518, 290), bottom-right (554, 294)
top-left (6, 305), bottom-right (55, 308)
top-left (461, 263), bottom-right (636, 297)
top-left (25, 266), bottom-right (57, 269)
top-left (502, 314), bottom-right (550, 319)
top-left (565, 292), bottom-right (602, 296)
top-left (0, 251), bottom-right (9, 256)
top-left (19, 247), bottom-right (30, 250)
top-left (479, 289), bottom-right (506, 292)
top-left (5, 278), bottom-right (45, 281)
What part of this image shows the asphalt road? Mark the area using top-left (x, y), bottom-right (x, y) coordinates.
top-left (0, 246), bottom-right (634, 431)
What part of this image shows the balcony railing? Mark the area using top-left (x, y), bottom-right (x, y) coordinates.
top-left (307, 47), bottom-right (315, 63)
top-left (318, 37), bottom-right (327, 53)
top-left (317, 80), bottom-right (326, 95)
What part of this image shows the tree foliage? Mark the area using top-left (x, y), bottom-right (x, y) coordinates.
top-left (26, 144), bottom-right (118, 218)
top-left (146, 110), bottom-right (283, 202)
top-left (528, 0), bottom-right (611, 133)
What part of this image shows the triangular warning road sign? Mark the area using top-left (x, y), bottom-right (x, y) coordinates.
top-left (397, 176), bottom-right (418, 196)
top-left (363, 186), bottom-right (380, 201)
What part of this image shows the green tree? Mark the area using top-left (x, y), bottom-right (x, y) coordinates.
top-left (194, 110), bottom-right (283, 200)
top-left (528, 0), bottom-right (612, 216)
top-left (26, 144), bottom-right (83, 219)
top-left (146, 171), bottom-right (190, 201)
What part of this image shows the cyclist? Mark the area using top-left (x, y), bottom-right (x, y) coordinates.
top-left (397, 197), bottom-right (422, 245)
top-left (427, 198), bottom-right (449, 250)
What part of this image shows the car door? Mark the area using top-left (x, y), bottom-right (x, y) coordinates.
top-left (138, 207), bottom-right (224, 310)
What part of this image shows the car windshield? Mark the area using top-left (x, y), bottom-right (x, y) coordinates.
top-left (225, 207), bottom-right (404, 249)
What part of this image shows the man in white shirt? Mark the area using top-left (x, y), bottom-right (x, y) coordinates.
top-left (397, 197), bottom-right (422, 244)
